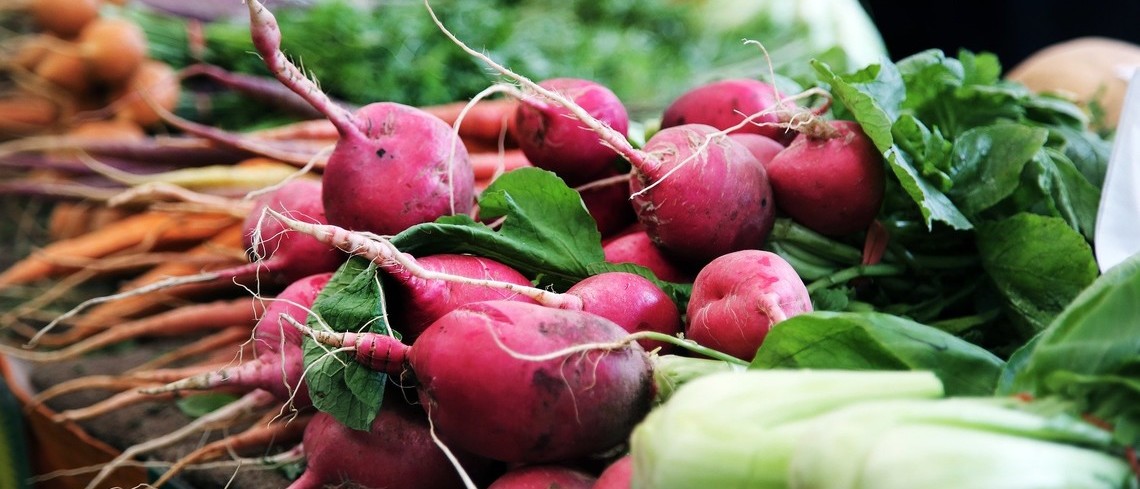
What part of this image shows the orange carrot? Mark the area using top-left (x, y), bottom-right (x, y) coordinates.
top-left (5, 296), bottom-right (260, 361)
top-left (0, 95), bottom-right (62, 138)
top-left (152, 411), bottom-right (311, 488)
top-left (420, 98), bottom-right (519, 142)
top-left (471, 148), bottom-right (532, 180)
top-left (64, 224), bottom-right (248, 337)
top-left (0, 210), bottom-right (239, 289)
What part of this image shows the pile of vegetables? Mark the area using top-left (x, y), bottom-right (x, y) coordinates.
top-left (0, 0), bottom-right (1137, 488)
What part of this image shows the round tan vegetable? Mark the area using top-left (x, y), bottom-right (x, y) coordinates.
top-left (76, 17), bottom-right (148, 85)
top-left (1006, 36), bottom-right (1140, 129)
top-left (29, 0), bottom-right (102, 38)
top-left (110, 60), bottom-right (181, 127)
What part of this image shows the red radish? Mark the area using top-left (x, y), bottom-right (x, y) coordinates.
top-left (730, 133), bottom-right (785, 168)
top-left (603, 231), bottom-right (694, 284)
top-left (287, 402), bottom-right (500, 489)
top-left (385, 253), bottom-right (540, 339)
top-left (565, 272), bottom-right (681, 353)
top-left (511, 77), bottom-right (629, 185)
top-left (246, 0), bottom-right (474, 234)
top-left (593, 455), bottom-right (633, 489)
top-left (488, 465), bottom-right (597, 489)
top-left (242, 179), bottom-right (345, 285)
top-left (144, 273), bottom-right (333, 408)
top-left (577, 171), bottom-right (638, 238)
top-left (426, 12), bottom-right (776, 266)
top-left (660, 78), bottom-right (797, 144)
top-left (765, 120), bottom-right (885, 236)
top-left (269, 212), bottom-right (682, 348)
top-left (297, 300), bottom-right (655, 464)
top-left (686, 250), bottom-right (812, 361)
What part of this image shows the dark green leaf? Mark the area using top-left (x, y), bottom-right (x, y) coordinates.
top-left (891, 115), bottom-right (953, 191)
top-left (947, 124), bottom-right (1048, 217)
top-left (303, 257), bottom-right (390, 431)
top-left (975, 213), bottom-right (1098, 337)
top-left (813, 59), bottom-right (972, 231)
top-left (175, 393), bottom-right (239, 419)
top-left (751, 311), bottom-right (1005, 396)
top-left (393, 168), bottom-right (605, 290)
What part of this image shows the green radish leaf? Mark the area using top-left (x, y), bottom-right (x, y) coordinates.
top-left (392, 168), bottom-right (605, 290)
top-left (999, 149), bottom-right (1101, 241)
top-left (1001, 252), bottom-right (1140, 447)
top-left (813, 59), bottom-right (972, 231)
top-left (174, 393), bottom-right (240, 419)
top-left (975, 213), bottom-right (1098, 337)
top-left (751, 311), bottom-right (1004, 396)
top-left (947, 123), bottom-right (1048, 217)
top-left (303, 257), bottom-right (392, 431)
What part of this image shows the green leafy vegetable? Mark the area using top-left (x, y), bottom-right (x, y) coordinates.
top-left (392, 168), bottom-right (604, 290)
top-left (174, 393), bottom-right (240, 419)
top-left (975, 213), bottom-right (1099, 337)
top-left (303, 257), bottom-right (391, 431)
top-left (751, 311), bottom-right (1004, 395)
top-left (1001, 252), bottom-right (1140, 448)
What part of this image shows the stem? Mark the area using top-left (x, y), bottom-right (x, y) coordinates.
top-left (806, 263), bottom-right (907, 293)
top-left (769, 218), bottom-right (863, 264)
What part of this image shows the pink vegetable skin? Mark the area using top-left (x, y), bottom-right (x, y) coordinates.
top-left (512, 78), bottom-right (629, 186)
top-left (661, 78), bottom-right (797, 145)
top-left (287, 402), bottom-right (500, 489)
top-left (246, 0), bottom-right (473, 235)
top-left (307, 300), bottom-right (654, 464)
top-left (631, 124), bottom-right (776, 265)
top-left (155, 273), bottom-right (332, 407)
top-left (765, 120), bottom-right (885, 236)
top-left (488, 464), bottom-right (597, 489)
top-left (428, 19), bottom-right (776, 268)
top-left (566, 272), bottom-right (681, 353)
top-left (243, 179), bottom-right (345, 285)
top-left (602, 231), bottom-right (693, 283)
top-left (685, 250), bottom-right (812, 361)
top-left (593, 455), bottom-right (632, 489)
top-left (729, 133), bottom-right (785, 168)
top-left (386, 253), bottom-right (539, 339)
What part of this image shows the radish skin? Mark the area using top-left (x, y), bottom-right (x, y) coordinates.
top-left (424, 8), bottom-right (776, 265)
top-left (297, 300), bottom-right (654, 464)
top-left (488, 464), bottom-right (597, 489)
top-left (245, 0), bottom-right (474, 235)
top-left (685, 250), bottom-right (813, 361)
top-left (661, 78), bottom-right (797, 144)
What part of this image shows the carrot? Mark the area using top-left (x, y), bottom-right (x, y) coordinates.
top-left (471, 148), bottom-right (532, 180)
top-left (151, 410), bottom-right (312, 488)
top-left (420, 98), bottom-right (519, 142)
top-left (28, 358), bottom-right (235, 408)
top-left (129, 326), bottom-right (251, 373)
top-left (28, 0), bottom-right (102, 38)
top-left (5, 296), bottom-right (260, 359)
top-left (0, 95), bottom-right (62, 138)
top-left (0, 211), bottom-right (239, 289)
top-left (63, 224), bottom-right (248, 338)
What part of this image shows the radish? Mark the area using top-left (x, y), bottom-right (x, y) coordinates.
top-left (660, 78), bottom-right (797, 145)
top-left (511, 77), bottom-right (629, 186)
top-left (765, 120), bottom-right (886, 236)
top-left (602, 230), bottom-right (694, 284)
top-left (297, 300), bottom-right (655, 464)
top-left (593, 455), bottom-right (633, 489)
top-left (144, 272), bottom-right (333, 408)
top-left (730, 133), bottom-right (785, 168)
top-left (425, 8), bottom-right (776, 266)
top-left (287, 402), bottom-right (500, 489)
top-left (268, 212), bottom-right (682, 349)
top-left (577, 171), bottom-right (638, 238)
top-left (488, 464), bottom-right (597, 489)
top-left (246, 0), bottom-right (474, 235)
top-left (686, 250), bottom-right (813, 361)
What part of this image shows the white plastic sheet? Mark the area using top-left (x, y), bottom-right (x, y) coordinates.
top-left (1094, 71), bottom-right (1140, 272)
